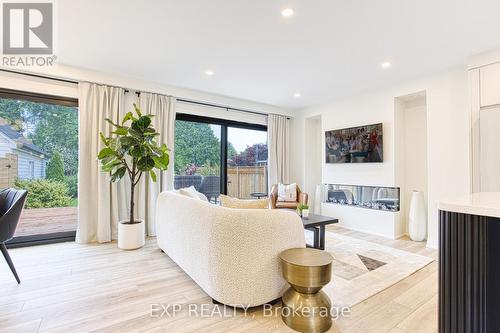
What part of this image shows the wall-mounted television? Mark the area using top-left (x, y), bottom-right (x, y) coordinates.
top-left (325, 123), bottom-right (383, 163)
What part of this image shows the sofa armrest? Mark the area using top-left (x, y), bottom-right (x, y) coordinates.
top-left (270, 192), bottom-right (278, 209)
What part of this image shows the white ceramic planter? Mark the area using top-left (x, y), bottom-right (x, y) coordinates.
top-left (302, 209), bottom-right (310, 219)
top-left (408, 191), bottom-right (427, 242)
top-left (118, 220), bottom-right (145, 250)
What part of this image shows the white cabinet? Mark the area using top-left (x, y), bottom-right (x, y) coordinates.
top-left (480, 62), bottom-right (500, 107)
top-left (479, 106), bottom-right (500, 191)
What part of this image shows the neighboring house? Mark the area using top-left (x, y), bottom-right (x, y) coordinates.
top-left (0, 124), bottom-right (47, 180)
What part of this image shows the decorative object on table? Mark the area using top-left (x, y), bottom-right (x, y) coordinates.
top-left (408, 190), bottom-right (427, 241)
top-left (270, 183), bottom-right (308, 209)
top-left (325, 123), bottom-right (383, 163)
top-left (98, 104), bottom-right (170, 250)
top-left (219, 194), bottom-right (269, 209)
top-left (0, 188), bottom-right (28, 284)
top-left (297, 203), bottom-right (309, 218)
top-left (280, 248), bottom-right (334, 333)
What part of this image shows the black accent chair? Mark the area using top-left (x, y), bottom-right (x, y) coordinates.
top-left (199, 176), bottom-right (220, 203)
top-left (0, 188), bottom-right (28, 284)
top-left (174, 175), bottom-right (203, 191)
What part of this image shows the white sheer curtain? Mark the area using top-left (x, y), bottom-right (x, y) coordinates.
top-left (138, 92), bottom-right (176, 236)
top-left (77, 82), bottom-right (128, 243)
top-left (267, 114), bottom-right (290, 190)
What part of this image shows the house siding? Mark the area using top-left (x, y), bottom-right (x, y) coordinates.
top-left (16, 149), bottom-right (46, 180)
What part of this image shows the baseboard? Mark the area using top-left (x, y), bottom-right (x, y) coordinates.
top-left (332, 224), bottom-right (398, 240)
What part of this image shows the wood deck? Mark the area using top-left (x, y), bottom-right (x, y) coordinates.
top-left (15, 207), bottom-right (77, 237)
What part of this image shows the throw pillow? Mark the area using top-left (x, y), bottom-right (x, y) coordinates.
top-left (277, 183), bottom-right (297, 202)
top-left (179, 186), bottom-right (208, 202)
top-left (219, 194), bottom-right (269, 209)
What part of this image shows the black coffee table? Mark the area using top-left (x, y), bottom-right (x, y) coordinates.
top-left (302, 214), bottom-right (339, 250)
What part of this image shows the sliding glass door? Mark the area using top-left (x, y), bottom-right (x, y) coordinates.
top-left (0, 90), bottom-right (78, 246)
top-left (227, 127), bottom-right (268, 199)
top-left (174, 114), bottom-right (267, 201)
top-left (174, 119), bottom-right (222, 202)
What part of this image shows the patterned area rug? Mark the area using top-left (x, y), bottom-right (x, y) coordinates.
top-left (305, 231), bottom-right (434, 307)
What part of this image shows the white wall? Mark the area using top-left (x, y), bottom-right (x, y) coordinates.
top-left (395, 95), bottom-right (428, 236)
top-left (304, 116), bottom-right (322, 208)
top-left (296, 67), bottom-right (471, 248)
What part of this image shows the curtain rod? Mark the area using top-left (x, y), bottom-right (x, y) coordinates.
top-left (0, 68), bottom-right (290, 119)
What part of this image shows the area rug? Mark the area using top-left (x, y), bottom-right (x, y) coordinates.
top-left (305, 231), bottom-right (434, 307)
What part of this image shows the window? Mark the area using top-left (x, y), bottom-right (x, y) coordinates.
top-left (174, 113), bottom-right (267, 201)
top-left (0, 89), bottom-right (78, 246)
top-left (28, 161), bottom-right (34, 179)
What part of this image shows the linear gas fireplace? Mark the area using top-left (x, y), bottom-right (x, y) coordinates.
top-left (320, 184), bottom-right (400, 212)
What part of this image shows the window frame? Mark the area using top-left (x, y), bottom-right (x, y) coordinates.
top-left (0, 88), bottom-right (79, 248)
top-left (175, 113), bottom-right (267, 195)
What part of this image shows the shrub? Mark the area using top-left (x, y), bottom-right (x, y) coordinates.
top-left (65, 175), bottom-right (78, 198)
top-left (14, 178), bottom-right (72, 209)
top-left (46, 152), bottom-right (65, 182)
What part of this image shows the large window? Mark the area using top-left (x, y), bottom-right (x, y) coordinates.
top-left (0, 90), bottom-right (78, 246)
top-left (174, 114), bottom-right (267, 201)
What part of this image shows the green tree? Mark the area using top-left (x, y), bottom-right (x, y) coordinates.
top-left (46, 152), bottom-right (65, 182)
top-left (0, 98), bottom-right (79, 176)
top-left (174, 121), bottom-right (221, 174)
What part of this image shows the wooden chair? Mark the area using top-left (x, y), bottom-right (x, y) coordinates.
top-left (270, 184), bottom-right (308, 209)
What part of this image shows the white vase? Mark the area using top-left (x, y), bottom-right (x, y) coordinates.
top-left (118, 220), bottom-right (145, 250)
top-left (408, 191), bottom-right (427, 241)
top-left (302, 209), bottom-right (310, 219)
top-left (314, 184), bottom-right (322, 215)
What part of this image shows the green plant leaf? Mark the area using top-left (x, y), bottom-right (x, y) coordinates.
top-left (101, 159), bottom-right (122, 172)
top-left (121, 112), bottom-right (134, 125)
top-left (137, 156), bottom-right (155, 171)
top-left (133, 104), bottom-right (142, 117)
top-left (110, 167), bottom-right (127, 182)
top-left (113, 127), bottom-right (128, 136)
top-left (98, 147), bottom-right (114, 160)
top-left (149, 170), bottom-right (157, 182)
top-left (99, 132), bottom-right (108, 146)
top-left (153, 154), bottom-right (169, 170)
top-left (130, 145), bottom-right (146, 158)
top-left (105, 118), bottom-right (119, 127)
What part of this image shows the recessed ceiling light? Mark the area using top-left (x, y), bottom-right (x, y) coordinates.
top-left (281, 8), bottom-right (294, 17)
top-left (381, 61), bottom-right (392, 69)
top-left (204, 70), bottom-right (215, 76)
top-left (293, 93), bottom-right (301, 98)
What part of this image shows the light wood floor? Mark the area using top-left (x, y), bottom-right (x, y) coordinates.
top-left (0, 225), bottom-right (438, 333)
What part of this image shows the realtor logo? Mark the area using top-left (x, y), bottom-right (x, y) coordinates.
top-left (2, 2), bottom-right (53, 54)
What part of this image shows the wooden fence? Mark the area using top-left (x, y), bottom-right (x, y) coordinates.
top-left (0, 153), bottom-right (18, 188)
top-left (227, 166), bottom-right (268, 199)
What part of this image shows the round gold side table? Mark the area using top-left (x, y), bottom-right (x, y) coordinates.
top-left (279, 248), bottom-right (334, 333)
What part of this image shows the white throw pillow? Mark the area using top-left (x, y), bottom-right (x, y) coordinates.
top-left (179, 186), bottom-right (208, 202)
top-left (277, 183), bottom-right (297, 202)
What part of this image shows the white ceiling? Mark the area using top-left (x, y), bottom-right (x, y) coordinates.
top-left (57, 0), bottom-right (500, 109)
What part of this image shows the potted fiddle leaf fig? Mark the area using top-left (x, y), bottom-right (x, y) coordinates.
top-left (98, 104), bottom-right (169, 249)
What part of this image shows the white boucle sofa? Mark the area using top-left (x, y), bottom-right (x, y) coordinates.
top-left (156, 191), bottom-right (306, 307)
